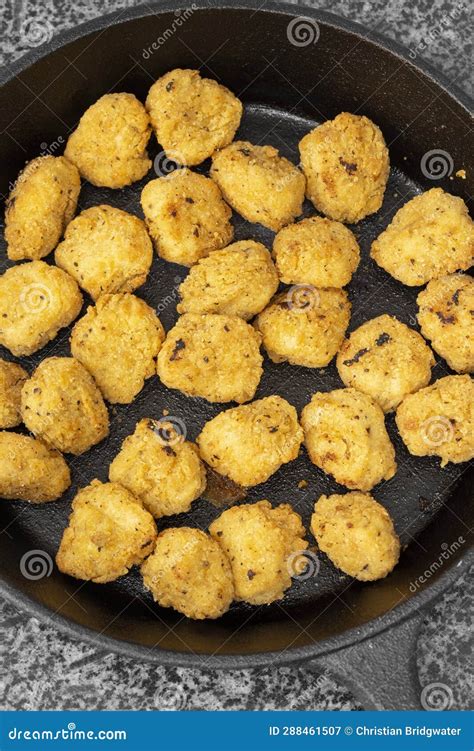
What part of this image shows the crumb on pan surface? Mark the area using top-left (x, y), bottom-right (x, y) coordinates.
top-left (109, 417), bottom-right (206, 518)
top-left (141, 526), bottom-right (234, 619)
top-left (311, 492), bottom-right (400, 581)
top-left (197, 395), bottom-right (303, 487)
top-left (0, 431), bottom-right (70, 503)
top-left (56, 479), bottom-right (157, 584)
top-left (5, 155), bottom-right (80, 261)
top-left (146, 68), bottom-right (242, 166)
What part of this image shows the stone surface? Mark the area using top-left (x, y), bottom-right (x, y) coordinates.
top-left (0, 0), bottom-right (472, 712)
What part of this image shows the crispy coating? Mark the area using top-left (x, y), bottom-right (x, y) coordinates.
top-left (21, 357), bottom-right (109, 455)
top-left (371, 188), bottom-right (474, 286)
top-left (157, 313), bottom-right (263, 404)
top-left (0, 261), bottom-right (83, 357)
top-left (311, 492), bottom-right (400, 581)
top-left (209, 501), bottom-right (307, 605)
top-left (0, 431), bottom-right (70, 503)
top-left (70, 294), bottom-right (165, 404)
top-left (141, 527), bottom-right (234, 619)
top-left (210, 141), bottom-right (305, 231)
top-left (0, 359), bottom-right (28, 428)
top-left (301, 388), bottom-right (397, 491)
top-left (197, 395), bottom-right (304, 487)
top-left (337, 314), bottom-right (435, 412)
top-left (177, 240), bottom-right (279, 319)
top-left (255, 288), bottom-right (351, 368)
top-left (273, 216), bottom-right (360, 288)
top-left (299, 113), bottom-right (389, 223)
top-left (5, 156), bottom-right (80, 261)
top-left (146, 68), bottom-right (243, 166)
top-left (55, 205), bottom-right (153, 300)
top-left (65, 93), bottom-right (151, 188)
top-left (141, 168), bottom-right (233, 266)
top-left (395, 375), bottom-right (474, 466)
top-left (56, 480), bottom-right (157, 583)
top-left (417, 274), bottom-right (474, 373)
top-left (109, 418), bottom-right (206, 518)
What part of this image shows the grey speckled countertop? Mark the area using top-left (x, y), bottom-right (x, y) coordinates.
top-left (0, 0), bottom-right (472, 713)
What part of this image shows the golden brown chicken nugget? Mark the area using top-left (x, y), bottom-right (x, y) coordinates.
top-left (56, 480), bottom-right (157, 583)
top-left (0, 359), bottom-right (28, 428)
top-left (21, 357), bottom-right (109, 455)
top-left (141, 527), bottom-right (234, 619)
top-left (157, 313), bottom-right (263, 404)
top-left (255, 288), bottom-right (351, 368)
top-left (209, 501), bottom-right (307, 605)
top-left (70, 294), bottom-right (165, 404)
top-left (141, 168), bottom-right (233, 266)
top-left (395, 375), bottom-right (474, 466)
top-left (0, 261), bottom-right (83, 357)
top-left (0, 431), bottom-right (70, 503)
top-left (301, 388), bottom-right (396, 491)
top-left (336, 315), bottom-right (435, 412)
top-left (197, 395), bottom-right (303, 487)
top-left (5, 155), bottom-right (80, 261)
top-left (417, 274), bottom-right (474, 373)
top-left (210, 141), bottom-right (305, 231)
top-left (311, 492), bottom-right (400, 581)
top-left (177, 240), bottom-right (279, 319)
top-left (55, 205), bottom-right (153, 300)
top-left (371, 188), bottom-right (474, 286)
top-left (65, 93), bottom-right (151, 188)
top-left (273, 216), bottom-right (360, 288)
top-left (299, 112), bottom-right (389, 223)
top-left (146, 68), bottom-right (243, 166)
top-left (109, 417), bottom-right (206, 518)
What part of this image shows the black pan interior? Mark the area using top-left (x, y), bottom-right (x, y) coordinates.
top-left (0, 4), bottom-right (472, 659)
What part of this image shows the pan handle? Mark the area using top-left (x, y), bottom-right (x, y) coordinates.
top-left (305, 608), bottom-right (426, 710)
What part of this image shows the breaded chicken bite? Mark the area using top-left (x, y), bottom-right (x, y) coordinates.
top-left (209, 501), bottom-right (307, 605)
top-left (56, 480), bottom-right (157, 583)
top-left (0, 261), bottom-right (83, 357)
top-left (337, 315), bottom-right (435, 412)
top-left (395, 375), bottom-right (474, 466)
top-left (273, 216), bottom-right (360, 288)
top-left (141, 527), bottom-right (234, 619)
top-left (210, 141), bottom-right (305, 231)
top-left (55, 205), bottom-right (153, 300)
top-left (64, 93), bottom-right (151, 188)
top-left (197, 395), bottom-right (303, 487)
top-left (311, 492), bottom-right (400, 581)
top-left (255, 288), bottom-right (351, 368)
top-left (21, 357), bottom-right (109, 455)
top-left (299, 112), bottom-right (389, 223)
top-left (417, 274), bottom-right (474, 373)
top-left (371, 188), bottom-right (474, 286)
top-left (177, 240), bottom-right (279, 319)
top-left (141, 168), bottom-right (233, 266)
top-left (301, 388), bottom-right (396, 491)
top-left (70, 294), bottom-right (164, 404)
top-left (0, 359), bottom-right (28, 428)
top-left (157, 313), bottom-right (263, 404)
top-left (146, 69), bottom-right (243, 166)
top-left (0, 431), bottom-right (70, 502)
top-left (5, 156), bottom-right (80, 261)
top-left (109, 418), bottom-right (206, 517)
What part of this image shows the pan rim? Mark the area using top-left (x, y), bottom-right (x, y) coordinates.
top-left (0, 0), bottom-right (472, 667)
